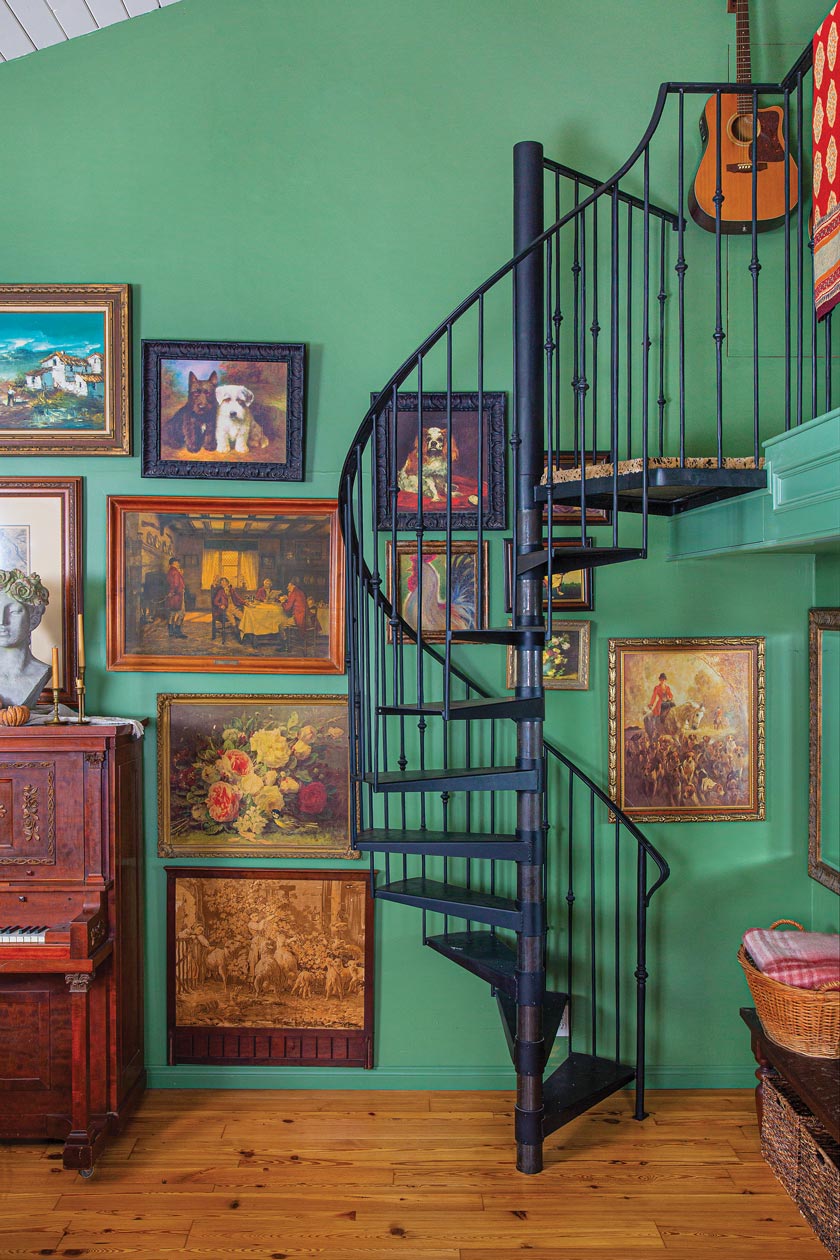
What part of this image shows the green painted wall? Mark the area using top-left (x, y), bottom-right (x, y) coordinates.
top-left (0, 0), bottom-right (835, 1088)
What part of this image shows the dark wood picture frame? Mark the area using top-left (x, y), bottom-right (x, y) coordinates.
top-left (106, 496), bottom-right (344, 674)
top-left (166, 867), bottom-right (374, 1069)
top-left (503, 538), bottom-right (593, 613)
top-left (157, 692), bottom-right (354, 860)
top-left (142, 339), bottom-right (304, 481)
top-left (543, 450), bottom-right (612, 525)
top-left (0, 284), bottom-right (130, 457)
top-left (0, 476), bottom-right (82, 705)
top-left (608, 635), bottom-right (766, 823)
top-left (808, 607), bottom-right (840, 894)
top-left (374, 391), bottom-right (507, 531)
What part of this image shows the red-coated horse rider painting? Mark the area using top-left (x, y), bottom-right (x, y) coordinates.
top-left (608, 637), bottom-right (765, 823)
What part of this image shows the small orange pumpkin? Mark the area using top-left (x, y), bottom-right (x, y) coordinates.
top-left (0, 705), bottom-right (30, 726)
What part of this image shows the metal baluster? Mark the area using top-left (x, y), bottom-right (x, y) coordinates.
top-left (614, 819), bottom-right (621, 1064)
top-left (626, 201), bottom-right (633, 461)
top-left (677, 90), bottom-right (687, 466)
top-left (416, 356), bottom-right (425, 707)
top-left (634, 847), bottom-right (649, 1121)
top-left (796, 71), bottom-right (804, 427)
top-left (545, 237), bottom-right (555, 641)
top-left (591, 202), bottom-right (600, 462)
top-left (589, 791), bottom-right (597, 1057)
top-left (610, 184), bottom-right (620, 543)
top-left (556, 173), bottom-right (565, 461)
top-left (572, 180), bottom-right (582, 463)
top-left (750, 90), bottom-right (761, 462)
top-left (444, 324), bottom-right (454, 716)
top-left (713, 90), bottom-right (724, 465)
top-left (476, 299), bottom-right (485, 639)
top-left (783, 87), bottom-right (792, 430)
top-left (810, 230), bottom-right (818, 421)
top-left (641, 145), bottom-right (651, 550)
top-left (657, 221), bottom-right (667, 457)
top-left (566, 774), bottom-right (575, 1046)
top-left (827, 313), bottom-right (833, 412)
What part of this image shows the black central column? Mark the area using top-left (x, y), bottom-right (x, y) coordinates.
top-left (512, 139), bottom-right (546, 1175)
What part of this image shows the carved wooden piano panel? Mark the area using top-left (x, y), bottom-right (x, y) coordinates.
top-left (0, 723), bottom-right (145, 1172)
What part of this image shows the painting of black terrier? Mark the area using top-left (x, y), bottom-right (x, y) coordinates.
top-left (164, 370), bottom-right (218, 453)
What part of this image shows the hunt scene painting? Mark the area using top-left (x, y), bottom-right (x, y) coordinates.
top-left (387, 539), bottom-right (488, 642)
top-left (143, 340), bottom-right (304, 480)
top-left (158, 694), bottom-right (352, 859)
top-left (609, 637), bottom-right (765, 823)
top-left (0, 285), bottom-right (129, 456)
top-left (107, 496), bottom-right (344, 674)
top-left (375, 391), bottom-right (506, 530)
top-left (167, 869), bottom-right (374, 1068)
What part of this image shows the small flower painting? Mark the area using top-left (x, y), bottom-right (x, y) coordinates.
top-left (158, 694), bottom-right (353, 858)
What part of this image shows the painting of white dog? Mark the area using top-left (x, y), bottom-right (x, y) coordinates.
top-left (146, 340), bottom-right (304, 481)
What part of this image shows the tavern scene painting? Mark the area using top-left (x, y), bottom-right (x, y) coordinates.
top-left (170, 871), bottom-right (369, 1032)
top-left (107, 497), bottom-right (343, 673)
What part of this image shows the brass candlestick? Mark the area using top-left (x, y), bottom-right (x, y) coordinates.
top-left (47, 686), bottom-right (63, 724)
top-left (75, 668), bottom-right (90, 725)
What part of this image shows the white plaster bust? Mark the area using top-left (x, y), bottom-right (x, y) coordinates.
top-left (0, 569), bottom-right (51, 709)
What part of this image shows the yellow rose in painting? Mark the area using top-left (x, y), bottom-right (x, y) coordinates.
top-left (326, 726), bottom-right (344, 740)
top-left (292, 740), bottom-right (312, 761)
top-left (249, 728), bottom-right (291, 768)
top-left (279, 775), bottom-right (300, 794)
top-left (255, 785), bottom-right (285, 814)
top-left (299, 725), bottom-right (316, 743)
top-left (240, 772), bottom-right (264, 795)
top-left (262, 770), bottom-right (278, 786)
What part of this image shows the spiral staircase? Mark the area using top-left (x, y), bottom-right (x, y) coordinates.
top-left (338, 39), bottom-right (820, 1174)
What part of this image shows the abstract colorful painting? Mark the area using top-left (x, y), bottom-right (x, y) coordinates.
top-left (386, 539), bottom-right (488, 643)
top-left (608, 637), bottom-right (765, 822)
top-left (167, 868), bottom-right (374, 1068)
top-left (158, 694), bottom-right (353, 858)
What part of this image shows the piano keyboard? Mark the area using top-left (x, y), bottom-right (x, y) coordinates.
top-left (0, 925), bottom-right (49, 943)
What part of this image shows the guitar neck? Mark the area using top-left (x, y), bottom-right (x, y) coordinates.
top-left (735, 0), bottom-right (753, 114)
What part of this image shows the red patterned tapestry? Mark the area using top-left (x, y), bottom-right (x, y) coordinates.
top-left (814, 4), bottom-right (840, 320)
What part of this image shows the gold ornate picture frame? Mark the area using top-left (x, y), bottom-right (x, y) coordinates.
top-left (0, 284), bottom-right (130, 456)
top-left (608, 636), bottom-right (765, 823)
top-left (808, 608), bottom-right (840, 894)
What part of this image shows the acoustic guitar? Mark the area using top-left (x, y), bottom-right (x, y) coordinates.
top-left (688, 0), bottom-right (798, 234)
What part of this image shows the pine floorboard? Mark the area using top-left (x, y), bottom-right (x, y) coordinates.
top-left (0, 1088), bottom-right (829, 1259)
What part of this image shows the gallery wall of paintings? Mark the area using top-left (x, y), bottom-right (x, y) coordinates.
top-left (0, 0), bottom-right (827, 1086)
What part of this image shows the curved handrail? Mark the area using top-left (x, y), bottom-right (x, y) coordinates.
top-left (338, 42), bottom-right (812, 506)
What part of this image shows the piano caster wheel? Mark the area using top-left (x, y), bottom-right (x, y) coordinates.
top-left (78, 1167), bottom-right (95, 1179)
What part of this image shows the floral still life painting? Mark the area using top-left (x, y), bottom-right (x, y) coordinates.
top-left (167, 868), bottom-right (374, 1068)
top-left (158, 694), bottom-right (354, 858)
top-left (142, 340), bottom-right (303, 481)
top-left (507, 620), bottom-right (590, 690)
top-left (0, 285), bottom-right (130, 456)
top-left (608, 636), bottom-right (765, 823)
top-left (386, 539), bottom-right (488, 643)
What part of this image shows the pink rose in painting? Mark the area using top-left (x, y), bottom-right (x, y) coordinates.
top-left (221, 749), bottom-right (253, 778)
top-left (206, 781), bottom-right (243, 823)
top-left (298, 781), bottom-right (327, 816)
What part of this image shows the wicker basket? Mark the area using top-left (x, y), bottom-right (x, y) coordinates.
top-left (738, 921), bottom-right (840, 1059)
top-left (760, 1074), bottom-right (813, 1197)
top-left (798, 1119), bottom-right (840, 1259)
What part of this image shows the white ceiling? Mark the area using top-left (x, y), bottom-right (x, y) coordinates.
top-left (0, 0), bottom-right (183, 62)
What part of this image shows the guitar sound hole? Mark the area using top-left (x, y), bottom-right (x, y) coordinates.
top-left (728, 114), bottom-right (759, 145)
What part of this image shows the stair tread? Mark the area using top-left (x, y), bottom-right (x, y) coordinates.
top-left (427, 929), bottom-right (517, 972)
top-left (363, 764), bottom-right (539, 791)
top-left (448, 626), bottom-right (548, 644)
top-left (517, 546), bottom-right (645, 574)
top-left (357, 828), bottom-right (522, 849)
top-left (377, 696), bottom-right (543, 719)
top-left (377, 877), bottom-right (519, 915)
top-left (543, 1052), bottom-right (636, 1132)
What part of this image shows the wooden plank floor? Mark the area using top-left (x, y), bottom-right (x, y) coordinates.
top-left (0, 1088), bottom-right (828, 1259)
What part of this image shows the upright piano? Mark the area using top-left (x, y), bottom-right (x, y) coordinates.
top-left (0, 722), bottom-right (145, 1172)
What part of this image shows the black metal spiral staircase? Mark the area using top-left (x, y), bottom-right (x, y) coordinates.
top-left (338, 38), bottom-right (819, 1174)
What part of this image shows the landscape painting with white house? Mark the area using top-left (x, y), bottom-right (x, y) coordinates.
top-left (0, 309), bottom-right (106, 431)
